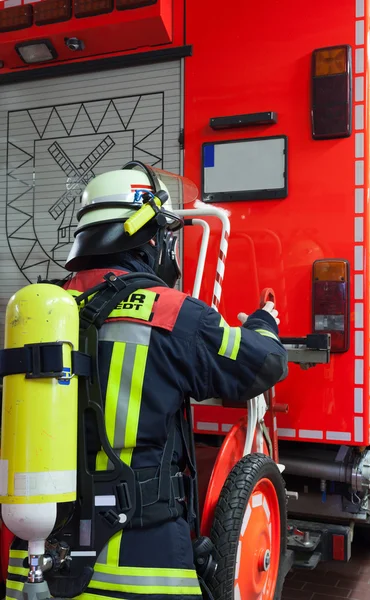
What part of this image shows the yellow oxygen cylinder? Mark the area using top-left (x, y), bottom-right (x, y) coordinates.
top-left (0, 283), bottom-right (79, 555)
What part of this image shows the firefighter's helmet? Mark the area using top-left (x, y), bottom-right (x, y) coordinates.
top-left (65, 162), bottom-right (198, 285)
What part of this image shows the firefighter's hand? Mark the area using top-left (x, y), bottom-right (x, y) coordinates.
top-left (262, 301), bottom-right (280, 325)
top-left (237, 312), bottom-right (249, 325)
top-left (238, 302), bottom-right (280, 326)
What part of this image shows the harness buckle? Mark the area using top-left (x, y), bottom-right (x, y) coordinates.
top-left (116, 481), bottom-right (132, 512)
top-left (102, 509), bottom-right (120, 527)
top-left (24, 342), bottom-right (64, 379)
top-left (173, 472), bottom-right (186, 502)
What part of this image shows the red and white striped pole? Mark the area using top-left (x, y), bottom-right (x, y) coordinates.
top-left (177, 203), bottom-right (231, 312)
top-left (212, 227), bottom-right (230, 311)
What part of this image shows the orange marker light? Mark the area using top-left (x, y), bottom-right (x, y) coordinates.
top-left (314, 47), bottom-right (347, 77)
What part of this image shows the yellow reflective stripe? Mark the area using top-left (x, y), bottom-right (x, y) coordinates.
top-left (95, 342), bottom-right (126, 472)
top-left (94, 564), bottom-right (198, 578)
top-left (105, 342), bottom-right (126, 448)
top-left (90, 580), bottom-right (201, 596)
top-left (255, 328), bottom-right (279, 341)
top-left (78, 594), bottom-right (119, 600)
top-left (95, 341), bottom-right (148, 469)
top-left (107, 531), bottom-right (122, 567)
top-left (120, 345), bottom-right (148, 465)
top-left (218, 315), bottom-right (241, 360)
top-left (95, 449), bottom-right (108, 471)
top-left (7, 566), bottom-right (27, 576)
top-left (219, 316), bottom-right (227, 327)
top-left (109, 290), bottom-right (156, 322)
top-left (218, 318), bottom-right (230, 356)
top-left (6, 581), bottom-right (23, 591)
top-left (9, 551), bottom-right (27, 560)
top-left (90, 563), bottom-right (201, 594)
top-left (230, 327), bottom-right (241, 360)
top-left (6, 580), bottom-right (24, 600)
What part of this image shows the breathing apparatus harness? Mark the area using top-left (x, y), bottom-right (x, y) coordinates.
top-left (0, 162), bottom-right (216, 598)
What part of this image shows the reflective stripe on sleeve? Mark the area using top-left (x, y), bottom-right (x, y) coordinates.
top-left (255, 328), bottom-right (279, 341)
top-left (218, 315), bottom-right (241, 360)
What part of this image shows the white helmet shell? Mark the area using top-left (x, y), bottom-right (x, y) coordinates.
top-left (76, 169), bottom-right (173, 233)
top-left (65, 164), bottom-right (191, 272)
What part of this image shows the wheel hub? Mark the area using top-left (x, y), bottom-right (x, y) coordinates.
top-left (259, 549), bottom-right (271, 572)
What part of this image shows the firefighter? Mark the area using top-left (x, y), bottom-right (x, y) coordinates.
top-left (5, 163), bottom-right (287, 600)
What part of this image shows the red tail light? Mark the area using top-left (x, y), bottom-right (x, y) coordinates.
top-left (34, 0), bottom-right (72, 26)
top-left (116, 0), bottom-right (157, 9)
top-left (74, 0), bottom-right (113, 18)
top-left (311, 45), bottom-right (352, 140)
top-left (312, 259), bottom-right (349, 352)
top-left (0, 4), bottom-right (32, 33)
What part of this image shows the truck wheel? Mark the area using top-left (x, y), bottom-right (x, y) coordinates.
top-left (209, 453), bottom-right (287, 600)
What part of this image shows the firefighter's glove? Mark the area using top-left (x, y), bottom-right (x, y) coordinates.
top-left (238, 301), bottom-right (280, 326)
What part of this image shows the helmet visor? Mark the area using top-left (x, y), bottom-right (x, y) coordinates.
top-left (137, 166), bottom-right (199, 209)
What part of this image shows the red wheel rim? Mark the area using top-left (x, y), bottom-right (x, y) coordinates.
top-left (201, 417), bottom-right (269, 536)
top-left (234, 478), bottom-right (280, 600)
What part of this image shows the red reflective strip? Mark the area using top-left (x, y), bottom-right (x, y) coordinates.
top-left (219, 249), bottom-right (225, 262)
top-left (215, 271), bottom-right (222, 284)
top-left (131, 184), bottom-right (153, 190)
top-left (332, 534), bottom-right (345, 561)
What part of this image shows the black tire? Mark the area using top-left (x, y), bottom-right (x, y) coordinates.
top-left (209, 453), bottom-right (287, 600)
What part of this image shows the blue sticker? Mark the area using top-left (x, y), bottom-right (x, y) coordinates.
top-left (203, 144), bottom-right (215, 168)
top-left (58, 367), bottom-right (71, 386)
top-left (133, 190), bottom-right (154, 203)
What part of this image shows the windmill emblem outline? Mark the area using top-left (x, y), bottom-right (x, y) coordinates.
top-left (5, 91), bottom-right (166, 283)
top-left (48, 135), bottom-right (115, 257)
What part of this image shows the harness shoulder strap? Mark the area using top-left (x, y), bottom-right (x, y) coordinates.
top-left (77, 271), bottom-right (168, 330)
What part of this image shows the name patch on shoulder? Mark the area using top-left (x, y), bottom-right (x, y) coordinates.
top-left (109, 289), bottom-right (157, 322)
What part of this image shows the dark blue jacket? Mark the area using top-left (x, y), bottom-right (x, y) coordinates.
top-left (65, 260), bottom-right (288, 471)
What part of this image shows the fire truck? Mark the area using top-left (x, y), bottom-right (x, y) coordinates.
top-left (0, 0), bottom-right (368, 598)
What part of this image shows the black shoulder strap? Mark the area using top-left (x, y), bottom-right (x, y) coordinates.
top-left (77, 271), bottom-right (168, 331)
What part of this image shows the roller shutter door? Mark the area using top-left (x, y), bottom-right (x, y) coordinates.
top-left (0, 59), bottom-right (182, 341)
